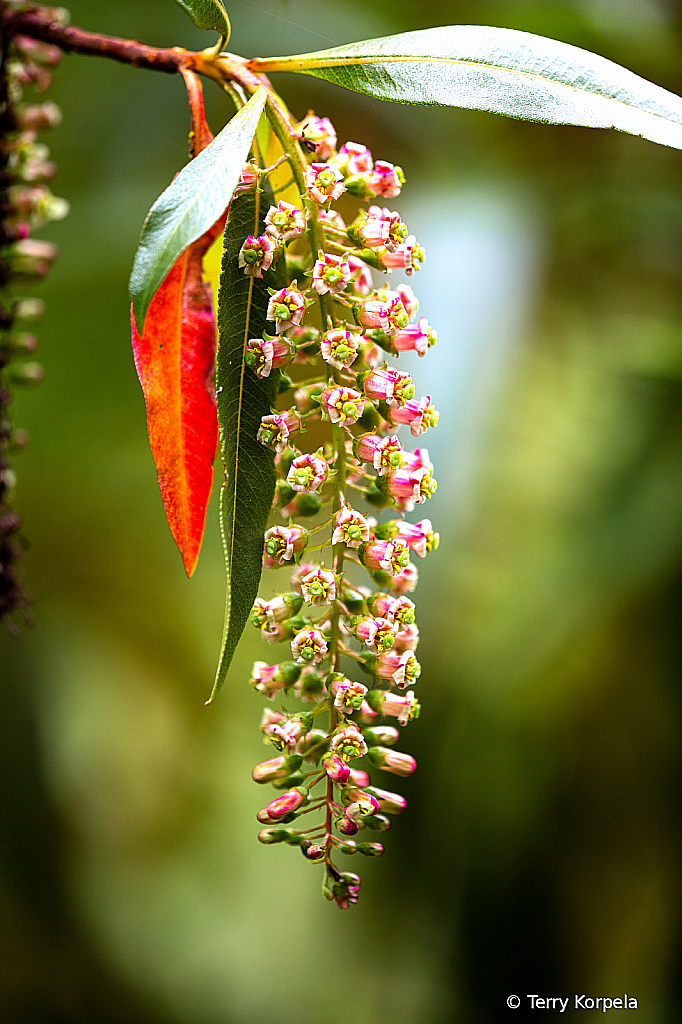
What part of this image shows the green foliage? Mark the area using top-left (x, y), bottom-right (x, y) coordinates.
top-left (253, 25), bottom-right (682, 150)
top-left (208, 182), bottom-right (286, 703)
top-left (129, 87), bottom-right (266, 335)
top-left (172, 0), bottom-right (230, 38)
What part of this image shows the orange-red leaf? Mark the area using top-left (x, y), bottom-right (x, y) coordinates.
top-left (131, 217), bottom-right (223, 577)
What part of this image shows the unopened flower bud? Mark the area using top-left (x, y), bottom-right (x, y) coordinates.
top-left (367, 746), bottom-right (416, 776)
top-left (258, 827), bottom-right (289, 844)
top-left (304, 843), bottom-right (326, 861)
top-left (266, 788), bottom-right (306, 820)
top-left (363, 814), bottom-right (391, 832)
top-left (357, 842), bottom-right (384, 856)
top-left (322, 751), bottom-right (351, 783)
top-left (362, 725), bottom-right (400, 747)
top-left (366, 786), bottom-right (407, 814)
top-left (336, 816), bottom-right (360, 836)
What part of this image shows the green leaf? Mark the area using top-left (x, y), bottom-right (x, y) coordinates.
top-left (173, 0), bottom-right (229, 37)
top-left (249, 26), bottom-right (682, 150)
top-left (208, 180), bottom-right (286, 703)
top-left (129, 86), bottom-right (266, 335)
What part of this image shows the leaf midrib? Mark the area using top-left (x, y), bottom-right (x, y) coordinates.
top-left (252, 53), bottom-right (682, 128)
top-left (228, 186), bottom-right (260, 595)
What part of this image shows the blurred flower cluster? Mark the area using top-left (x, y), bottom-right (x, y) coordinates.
top-left (0, 3), bottom-right (69, 621)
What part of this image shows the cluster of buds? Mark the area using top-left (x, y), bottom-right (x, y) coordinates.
top-left (0, 7), bottom-right (68, 621)
top-left (243, 111), bottom-right (439, 908)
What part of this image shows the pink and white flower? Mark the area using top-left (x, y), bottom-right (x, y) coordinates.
top-left (238, 233), bottom-right (276, 278)
top-left (244, 337), bottom-right (291, 378)
top-left (264, 200), bottom-right (307, 242)
top-left (300, 565), bottom-right (336, 606)
top-left (375, 689), bottom-right (420, 726)
top-left (296, 113), bottom-right (337, 160)
top-left (261, 709), bottom-right (304, 749)
top-left (358, 299), bottom-right (389, 332)
top-left (363, 367), bottom-right (415, 407)
top-left (362, 537), bottom-right (411, 576)
top-left (393, 622), bottom-right (420, 653)
top-left (319, 386), bottom-right (365, 426)
top-left (355, 616), bottom-right (396, 653)
top-left (263, 524), bottom-right (308, 566)
top-left (312, 252), bottom-right (352, 295)
top-left (332, 504), bottom-right (370, 547)
top-left (354, 212), bottom-right (390, 249)
top-left (389, 395), bottom-right (439, 436)
top-left (291, 629), bottom-right (328, 665)
top-left (266, 285), bottom-right (306, 333)
top-left (400, 447), bottom-right (433, 473)
top-left (387, 466), bottom-right (437, 508)
top-left (347, 254), bottom-right (373, 295)
top-left (287, 450), bottom-right (328, 493)
top-left (290, 561), bottom-right (317, 595)
top-left (345, 792), bottom-right (380, 819)
top-left (330, 725), bottom-right (368, 761)
top-left (320, 329), bottom-right (359, 370)
top-left (391, 317), bottom-right (436, 356)
top-left (356, 433), bottom-right (403, 475)
top-left (249, 661), bottom-right (286, 700)
top-left (257, 409), bottom-right (302, 451)
top-left (376, 649), bottom-right (421, 689)
top-left (336, 141), bottom-right (373, 176)
top-left (250, 660), bottom-right (301, 701)
top-left (380, 283), bottom-right (418, 320)
top-left (395, 518), bottom-right (438, 558)
top-left (368, 593), bottom-right (416, 626)
top-left (305, 162), bottom-right (345, 204)
top-left (381, 235), bottom-right (425, 276)
top-left (388, 561), bottom-right (419, 595)
top-left (365, 205), bottom-right (409, 251)
top-left (333, 680), bottom-right (368, 714)
top-left (367, 160), bottom-right (405, 199)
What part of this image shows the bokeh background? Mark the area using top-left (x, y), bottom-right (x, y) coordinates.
top-left (3, 0), bottom-right (682, 1020)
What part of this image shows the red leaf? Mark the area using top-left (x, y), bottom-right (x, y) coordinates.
top-left (131, 217), bottom-right (223, 576)
top-left (130, 70), bottom-right (225, 578)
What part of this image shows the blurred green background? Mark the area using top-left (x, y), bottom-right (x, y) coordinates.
top-left (3, 0), bottom-right (682, 1020)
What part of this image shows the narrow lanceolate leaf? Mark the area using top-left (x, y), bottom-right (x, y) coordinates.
top-left (172, 0), bottom-right (230, 37)
top-left (129, 86), bottom-right (266, 335)
top-left (131, 212), bottom-right (224, 578)
top-left (249, 26), bottom-right (682, 151)
top-left (208, 183), bottom-right (286, 702)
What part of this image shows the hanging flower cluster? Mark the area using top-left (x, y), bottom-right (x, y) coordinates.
top-left (0, 12), bottom-right (68, 620)
top-left (242, 112), bottom-right (439, 909)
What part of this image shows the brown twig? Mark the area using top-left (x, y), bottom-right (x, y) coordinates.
top-left (2, 5), bottom-right (189, 74)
